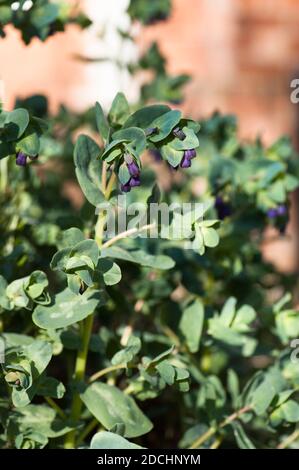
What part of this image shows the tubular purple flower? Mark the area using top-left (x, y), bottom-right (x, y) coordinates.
top-left (184, 148), bottom-right (196, 159)
top-left (129, 176), bottom-right (141, 187)
top-left (121, 182), bottom-right (131, 193)
top-left (16, 152), bottom-right (27, 166)
top-left (180, 155), bottom-right (192, 168)
top-left (127, 160), bottom-right (140, 178)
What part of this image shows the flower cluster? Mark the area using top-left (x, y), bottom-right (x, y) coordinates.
top-left (121, 155), bottom-right (141, 193)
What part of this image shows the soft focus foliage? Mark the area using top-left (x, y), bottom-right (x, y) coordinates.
top-left (0, 0), bottom-right (299, 451)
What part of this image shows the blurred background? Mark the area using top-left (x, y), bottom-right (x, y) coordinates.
top-left (1, 0), bottom-right (299, 271)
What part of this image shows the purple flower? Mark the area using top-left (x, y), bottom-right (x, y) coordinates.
top-left (127, 161), bottom-right (140, 178)
top-left (129, 176), bottom-right (141, 187)
top-left (16, 152), bottom-right (27, 166)
top-left (267, 205), bottom-right (287, 219)
top-left (215, 196), bottom-right (232, 220)
top-left (180, 148), bottom-right (196, 168)
top-left (121, 182), bottom-right (131, 193)
top-left (173, 127), bottom-right (186, 140)
top-left (277, 204), bottom-right (287, 216)
top-left (149, 149), bottom-right (163, 162)
top-left (267, 208), bottom-right (278, 219)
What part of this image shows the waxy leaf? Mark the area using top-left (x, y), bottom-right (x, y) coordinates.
top-left (32, 288), bottom-right (104, 329)
top-left (90, 431), bottom-right (144, 449)
top-left (80, 382), bottom-right (153, 438)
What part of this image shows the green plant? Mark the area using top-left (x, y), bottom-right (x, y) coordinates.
top-left (1, 1), bottom-right (299, 452)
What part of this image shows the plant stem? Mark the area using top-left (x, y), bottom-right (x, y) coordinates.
top-left (45, 396), bottom-right (66, 419)
top-left (64, 314), bottom-right (94, 449)
top-left (104, 172), bottom-right (116, 199)
top-left (76, 418), bottom-right (99, 447)
top-left (189, 405), bottom-right (252, 449)
top-left (102, 223), bottom-right (156, 249)
top-left (65, 171), bottom-right (117, 448)
top-left (88, 363), bottom-right (128, 383)
top-left (277, 428), bottom-right (299, 449)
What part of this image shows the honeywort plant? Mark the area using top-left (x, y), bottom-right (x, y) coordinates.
top-left (1, 93), bottom-right (299, 450)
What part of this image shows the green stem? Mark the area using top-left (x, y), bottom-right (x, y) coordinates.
top-left (76, 418), bottom-right (99, 447)
top-left (88, 363), bottom-right (128, 383)
top-left (64, 172), bottom-right (116, 449)
top-left (64, 314), bottom-right (94, 449)
top-left (45, 396), bottom-right (66, 419)
top-left (189, 405), bottom-right (252, 449)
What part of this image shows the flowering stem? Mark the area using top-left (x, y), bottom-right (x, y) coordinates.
top-left (189, 405), bottom-right (252, 449)
top-left (64, 311), bottom-right (94, 448)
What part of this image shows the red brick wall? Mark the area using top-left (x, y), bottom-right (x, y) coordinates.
top-left (140, 0), bottom-right (299, 144)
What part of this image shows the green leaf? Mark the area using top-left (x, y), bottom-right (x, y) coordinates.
top-left (32, 288), bottom-right (104, 329)
top-left (74, 135), bottom-right (103, 207)
top-left (231, 422), bottom-right (255, 449)
top-left (111, 335), bottom-right (141, 366)
top-left (90, 431), bottom-right (144, 449)
top-left (250, 379), bottom-right (276, 415)
top-left (156, 361), bottom-right (175, 385)
top-left (101, 247), bottom-right (175, 270)
top-left (161, 144), bottom-right (182, 167)
top-left (36, 377), bottom-right (65, 399)
top-left (179, 300), bottom-right (204, 353)
top-left (80, 382), bottom-right (153, 438)
top-left (95, 102), bottom-right (109, 141)
top-left (97, 259), bottom-right (122, 286)
top-left (3, 109), bottom-right (30, 141)
top-left (149, 110), bottom-right (182, 142)
top-left (113, 127), bottom-right (146, 155)
top-left (17, 130), bottom-right (40, 157)
top-left (57, 228), bottom-right (85, 249)
top-left (31, 4), bottom-right (59, 28)
top-left (108, 93), bottom-right (130, 126)
top-left (169, 127), bottom-right (199, 150)
top-left (123, 105), bottom-right (170, 129)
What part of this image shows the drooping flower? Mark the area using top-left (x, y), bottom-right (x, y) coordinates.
top-left (215, 196), bottom-right (232, 220)
top-left (120, 154), bottom-right (141, 193)
top-left (16, 152), bottom-right (27, 166)
top-left (180, 148), bottom-right (196, 168)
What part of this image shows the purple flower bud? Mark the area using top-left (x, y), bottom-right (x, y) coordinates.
top-left (180, 155), bottom-right (192, 168)
top-left (277, 204), bottom-right (287, 216)
top-left (149, 149), bottom-right (163, 162)
top-left (127, 161), bottom-right (140, 178)
top-left (129, 176), bottom-right (141, 187)
top-left (184, 148), bottom-right (196, 159)
top-left (121, 183), bottom-right (131, 193)
top-left (267, 208), bottom-right (277, 219)
top-left (180, 149), bottom-right (196, 168)
top-left (145, 127), bottom-right (158, 137)
top-left (215, 196), bottom-right (232, 220)
top-left (173, 127), bottom-right (186, 140)
top-left (16, 152), bottom-right (27, 166)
